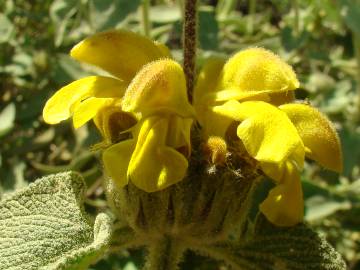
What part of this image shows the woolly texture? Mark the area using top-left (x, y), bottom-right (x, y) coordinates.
top-left (0, 172), bottom-right (112, 270)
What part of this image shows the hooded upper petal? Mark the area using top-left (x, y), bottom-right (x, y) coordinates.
top-left (43, 76), bottom-right (126, 125)
top-left (280, 103), bottom-right (342, 172)
top-left (121, 59), bottom-right (195, 118)
top-left (217, 48), bottom-right (299, 93)
top-left (70, 30), bottom-right (170, 82)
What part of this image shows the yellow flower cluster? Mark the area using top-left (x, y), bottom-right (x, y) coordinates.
top-left (43, 30), bottom-right (342, 227)
top-left (194, 48), bottom-right (342, 226)
top-left (43, 30), bottom-right (194, 192)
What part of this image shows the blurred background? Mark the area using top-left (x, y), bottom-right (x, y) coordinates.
top-left (0, 0), bottom-right (359, 269)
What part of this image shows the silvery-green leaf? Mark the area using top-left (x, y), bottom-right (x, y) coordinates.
top-left (0, 14), bottom-right (14, 43)
top-left (149, 5), bottom-right (181, 23)
top-left (338, 0), bottom-right (360, 35)
top-left (89, 0), bottom-right (141, 31)
top-left (0, 103), bottom-right (16, 138)
top-left (303, 180), bottom-right (351, 222)
top-left (0, 172), bottom-right (112, 270)
top-left (193, 215), bottom-right (346, 270)
top-left (199, 7), bottom-right (219, 50)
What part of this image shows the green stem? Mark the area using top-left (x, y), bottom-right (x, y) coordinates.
top-left (216, 0), bottom-right (237, 20)
top-left (353, 32), bottom-right (360, 112)
top-left (143, 235), bottom-right (185, 270)
top-left (293, 0), bottom-right (300, 36)
top-left (178, 0), bottom-right (185, 22)
top-left (248, 0), bottom-right (256, 35)
top-left (141, 0), bottom-right (151, 37)
top-left (110, 227), bottom-right (147, 254)
top-left (183, 0), bottom-right (198, 103)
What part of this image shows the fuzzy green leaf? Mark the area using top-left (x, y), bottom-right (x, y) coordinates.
top-left (0, 172), bottom-right (112, 270)
top-left (194, 215), bottom-right (346, 270)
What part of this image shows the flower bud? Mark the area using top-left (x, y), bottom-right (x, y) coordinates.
top-left (203, 136), bottom-right (228, 165)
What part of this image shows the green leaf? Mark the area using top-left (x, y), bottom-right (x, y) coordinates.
top-left (303, 180), bottom-right (351, 222)
top-left (149, 5), bottom-right (181, 23)
top-left (194, 215), bottom-right (346, 270)
top-left (339, 126), bottom-right (360, 177)
top-left (53, 53), bottom-right (91, 83)
top-left (0, 172), bottom-right (112, 270)
top-left (0, 103), bottom-right (16, 138)
top-left (216, 0), bottom-right (237, 21)
top-left (50, 0), bottom-right (78, 47)
top-left (89, 0), bottom-right (141, 31)
top-left (0, 13), bottom-right (14, 43)
top-left (0, 161), bottom-right (28, 198)
top-left (198, 7), bottom-right (219, 50)
top-left (280, 26), bottom-right (309, 51)
top-left (305, 196), bottom-right (351, 222)
top-left (337, 0), bottom-right (360, 35)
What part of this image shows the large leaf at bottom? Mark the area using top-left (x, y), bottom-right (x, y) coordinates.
top-left (193, 215), bottom-right (346, 270)
top-left (0, 172), bottom-right (112, 270)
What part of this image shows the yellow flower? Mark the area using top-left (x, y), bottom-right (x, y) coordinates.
top-left (103, 115), bottom-right (192, 192)
top-left (43, 30), bottom-right (169, 129)
top-left (103, 59), bottom-right (194, 192)
top-left (194, 48), bottom-right (299, 137)
top-left (43, 30), bottom-right (193, 192)
top-left (194, 48), bottom-right (342, 226)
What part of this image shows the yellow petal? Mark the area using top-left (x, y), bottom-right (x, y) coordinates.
top-left (217, 48), bottom-right (299, 95)
top-left (208, 88), bottom-right (270, 103)
top-left (191, 59), bottom-right (234, 136)
top-left (260, 162), bottom-right (304, 227)
top-left (193, 57), bottom-right (226, 125)
top-left (200, 109), bottom-right (234, 138)
top-left (43, 76), bottom-right (126, 124)
top-left (280, 103), bottom-right (342, 172)
top-left (193, 57), bottom-right (225, 106)
top-left (122, 59), bottom-right (194, 117)
top-left (70, 30), bottom-right (169, 82)
top-left (154, 41), bottom-right (172, 58)
top-left (213, 100), bottom-right (305, 180)
top-left (102, 139), bottom-right (136, 188)
top-left (72, 97), bottom-right (115, 129)
top-left (166, 116), bottom-right (193, 157)
top-left (128, 116), bottom-right (188, 192)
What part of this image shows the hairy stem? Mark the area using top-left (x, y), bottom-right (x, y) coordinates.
top-left (143, 235), bottom-right (185, 270)
top-left (183, 0), bottom-right (198, 103)
top-left (141, 0), bottom-right (151, 37)
top-left (110, 226), bottom-right (146, 253)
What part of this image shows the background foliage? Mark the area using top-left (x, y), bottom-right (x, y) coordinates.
top-left (0, 0), bottom-right (359, 269)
